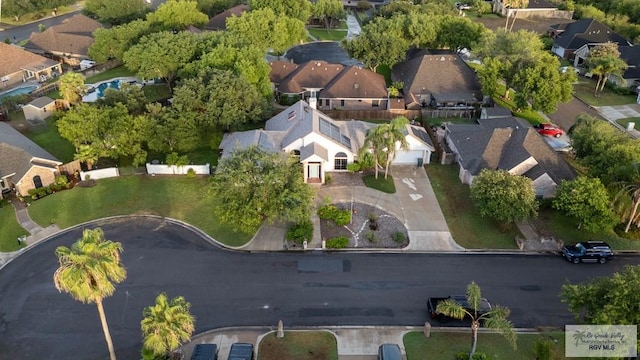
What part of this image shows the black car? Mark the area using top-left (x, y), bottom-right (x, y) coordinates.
top-left (227, 343), bottom-right (254, 360)
top-left (561, 241), bottom-right (613, 264)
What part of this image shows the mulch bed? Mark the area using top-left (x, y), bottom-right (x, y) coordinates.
top-left (320, 202), bottom-right (408, 248)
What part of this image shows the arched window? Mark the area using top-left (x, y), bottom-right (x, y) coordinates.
top-left (334, 152), bottom-right (347, 170)
top-left (33, 175), bottom-right (43, 188)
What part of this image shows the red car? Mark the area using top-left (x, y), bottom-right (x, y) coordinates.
top-left (534, 123), bottom-right (564, 137)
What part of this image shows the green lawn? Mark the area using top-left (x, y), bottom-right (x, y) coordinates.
top-left (0, 205), bottom-right (28, 252)
top-left (27, 176), bottom-right (253, 246)
top-left (363, 174), bottom-right (396, 193)
top-left (572, 80), bottom-right (637, 106)
top-left (85, 66), bottom-right (137, 84)
top-left (377, 64), bottom-right (392, 85)
top-left (25, 117), bottom-right (75, 162)
top-left (142, 84), bottom-right (171, 102)
top-left (404, 331), bottom-right (567, 360)
top-left (258, 331), bottom-right (338, 360)
top-left (307, 27), bottom-right (347, 41)
top-left (0, 4), bottom-right (79, 26)
top-left (615, 117), bottom-right (640, 129)
top-left (426, 163), bottom-right (520, 249)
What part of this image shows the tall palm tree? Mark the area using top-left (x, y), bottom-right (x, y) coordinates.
top-left (141, 293), bottom-right (195, 360)
top-left (585, 42), bottom-right (628, 96)
top-left (435, 282), bottom-right (516, 359)
top-left (382, 116), bottom-right (410, 179)
top-left (503, 0), bottom-right (529, 31)
top-left (53, 228), bottom-right (126, 360)
top-left (611, 163), bottom-right (640, 233)
top-left (359, 124), bottom-right (388, 179)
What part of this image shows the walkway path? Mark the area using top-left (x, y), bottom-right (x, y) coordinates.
top-left (345, 14), bottom-right (361, 40)
top-left (594, 104), bottom-right (640, 138)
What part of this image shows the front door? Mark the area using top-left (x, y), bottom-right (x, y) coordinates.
top-left (307, 163), bottom-right (321, 183)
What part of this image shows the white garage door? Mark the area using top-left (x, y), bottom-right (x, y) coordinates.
top-left (393, 150), bottom-right (424, 165)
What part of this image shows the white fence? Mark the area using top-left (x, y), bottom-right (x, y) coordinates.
top-left (145, 163), bottom-right (211, 175)
top-left (80, 167), bottom-right (120, 181)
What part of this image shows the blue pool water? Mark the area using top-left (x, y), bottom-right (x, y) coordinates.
top-left (96, 80), bottom-right (120, 97)
top-left (0, 85), bottom-right (38, 103)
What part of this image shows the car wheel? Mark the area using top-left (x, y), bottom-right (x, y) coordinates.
top-left (572, 258), bottom-right (580, 264)
top-left (599, 258), bottom-right (607, 264)
top-left (555, 133), bottom-right (561, 138)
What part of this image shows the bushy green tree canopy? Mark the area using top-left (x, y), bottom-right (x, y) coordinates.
top-left (89, 20), bottom-right (151, 63)
top-left (250, 0), bottom-right (311, 22)
top-left (226, 8), bottom-right (306, 54)
top-left (146, 0), bottom-right (209, 30)
top-left (84, 0), bottom-right (147, 25)
top-left (552, 176), bottom-right (618, 232)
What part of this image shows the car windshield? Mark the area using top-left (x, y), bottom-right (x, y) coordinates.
top-left (575, 243), bottom-right (586, 253)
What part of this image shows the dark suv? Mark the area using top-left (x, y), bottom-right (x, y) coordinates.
top-left (561, 241), bottom-right (613, 264)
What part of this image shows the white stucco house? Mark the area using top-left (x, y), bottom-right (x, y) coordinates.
top-left (219, 101), bottom-right (434, 184)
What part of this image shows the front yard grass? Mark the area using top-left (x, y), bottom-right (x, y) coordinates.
top-left (404, 331), bottom-right (566, 360)
top-left (307, 27), bottom-right (347, 41)
top-left (258, 331), bottom-right (338, 360)
top-left (0, 205), bottom-right (28, 252)
top-left (572, 80), bottom-right (636, 106)
top-left (615, 117), bottom-right (640, 129)
top-left (27, 176), bottom-right (253, 247)
top-left (363, 174), bottom-right (396, 193)
top-left (426, 163), bottom-right (519, 249)
top-left (85, 66), bottom-right (137, 84)
top-left (25, 117), bottom-right (75, 162)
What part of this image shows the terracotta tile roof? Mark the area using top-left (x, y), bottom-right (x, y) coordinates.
top-left (278, 61), bottom-right (345, 94)
top-left (25, 14), bottom-right (102, 57)
top-left (320, 66), bottom-right (387, 99)
top-left (392, 52), bottom-right (482, 103)
top-left (205, 4), bottom-right (249, 30)
top-left (269, 60), bottom-right (299, 84)
top-left (0, 43), bottom-right (60, 78)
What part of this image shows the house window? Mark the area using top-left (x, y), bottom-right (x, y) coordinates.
top-left (325, 99), bottom-right (330, 106)
top-left (372, 100), bottom-right (379, 107)
top-left (334, 152), bottom-right (347, 170)
top-left (33, 175), bottom-right (43, 188)
top-left (340, 100), bottom-right (345, 107)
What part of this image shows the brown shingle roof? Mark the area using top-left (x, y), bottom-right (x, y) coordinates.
top-left (205, 4), bottom-right (249, 30)
top-left (25, 14), bottom-right (102, 57)
top-left (0, 43), bottom-right (60, 77)
top-left (269, 60), bottom-right (299, 84)
top-left (392, 53), bottom-right (482, 102)
top-left (320, 66), bottom-right (387, 99)
top-left (278, 61), bottom-right (345, 94)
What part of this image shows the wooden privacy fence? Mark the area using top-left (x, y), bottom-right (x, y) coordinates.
top-left (58, 160), bottom-right (81, 177)
top-left (322, 109), bottom-right (422, 120)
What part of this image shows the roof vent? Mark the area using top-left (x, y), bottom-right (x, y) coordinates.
top-left (354, 83), bottom-right (359, 89)
top-left (440, 56), bottom-right (446, 61)
top-left (316, 62), bottom-right (322, 66)
top-left (354, 71), bottom-right (358, 75)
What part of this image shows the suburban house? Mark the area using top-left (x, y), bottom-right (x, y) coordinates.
top-left (269, 60), bottom-right (389, 110)
top-left (219, 100), bottom-right (434, 183)
top-left (391, 50), bottom-right (483, 110)
top-left (549, 18), bottom-right (631, 67)
top-left (492, 0), bottom-right (573, 20)
top-left (0, 122), bottom-right (62, 199)
top-left (0, 43), bottom-right (62, 89)
top-left (24, 14), bottom-right (102, 66)
top-left (204, 4), bottom-right (249, 31)
top-left (614, 45), bottom-right (640, 89)
top-left (22, 96), bottom-right (58, 122)
top-left (444, 116), bottom-right (576, 198)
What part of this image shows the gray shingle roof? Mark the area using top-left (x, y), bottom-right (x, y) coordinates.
top-left (300, 142), bottom-right (328, 162)
top-left (409, 125), bottom-right (433, 146)
top-left (27, 96), bottom-right (55, 109)
top-left (551, 18), bottom-right (630, 50)
top-left (0, 122), bottom-right (61, 182)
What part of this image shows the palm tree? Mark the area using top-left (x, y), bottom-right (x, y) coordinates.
top-left (53, 228), bottom-right (126, 360)
top-left (585, 42), bottom-right (628, 96)
top-left (382, 116), bottom-right (409, 179)
top-left (359, 124), bottom-right (388, 179)
top-left (611, 163), bottom-right (640, 233)
top-left (141, 293), bottom-right (195, 360)
top-left (74, 144), bottom-right (99, 170)
top-left (435, 282), bottom-right (516, 359)
top-left (503, 0), bottom-right (529, 31)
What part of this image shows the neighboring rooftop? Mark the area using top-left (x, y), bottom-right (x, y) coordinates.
top-left (24, 14), bottom-right (102, 57)
top-left (0, 43), bottom-right (61, 77)
top-left (205, 4), bottom-right (249, 31)
top-left (550, 18), bottom-right (630, 50)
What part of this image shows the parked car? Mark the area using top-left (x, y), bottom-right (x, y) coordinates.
top-left (191, 344), bottom-right (218, 360)
top-left (456, 2), bottom-right (472, 10)
top-left (378, 344), bottom-right (402, 360)
top-left (534, 123), bottom-right (564, 137)
top-left (427, 295), bottom-right (492, 321)
top-left (561, 241), bottom-right (613, 264)
top-left (227, 343), bottom-right (254, 360)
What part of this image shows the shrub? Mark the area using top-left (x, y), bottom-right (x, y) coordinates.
top-left (317, 204), bottom-right (351, 226)
top-left (391, 231), bottom-right (405, 243)
top-left (326, 236), bottom-right (349, 248)
top-left (534, 338), bottom-right (554, 360)
top-left (346, 162), bottom-right (360, 173)
top-left (186, 168), bottom-right (196, 178)
top-left (456, 352), bottom-right (487, 360)
top-left (55, 175), bottom-right (69, 187)
top-left (365, 231), bottom-right (377, 243)
top-left (286, 220), bottom-right (314, 244)
top-left (325, 173), bottom-right (332, 184)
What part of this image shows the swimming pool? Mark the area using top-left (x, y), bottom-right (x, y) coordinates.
top-left (96, 80), bottom-right (121, 97)
top-left (0, 85), bottom-right (38, 103)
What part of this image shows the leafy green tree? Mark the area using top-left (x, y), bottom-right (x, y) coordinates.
top-left (477, 57), bottom-right (502, 98)
top-left (511, 52), bottom-right (575, 113)
top-left (84, 0), bottom-right (147, 25)
top-left (146, 104), bottom-right (201, 153)
top-left (470, 169), bottom-right (538, 226)
top-left (197, 0), bottom-right (243, 16)
top-left (402, 12), bottom-right (440, 48)
top-left (53, 228), bottom-right (126, 360)
top-left (2, 0), bottom-right (74, 21)
top-left (172, 69), bottom-right (269, 131)
top-left (435, 16), bottom-right (485, 52)
top-left (98, 83), bottom-right (149, 115)
top-left (58, 72), bottom-right (86, 105)
top-left (436, 282), bottom-right (516, 359)
top-left (585, 42), bottom-right (628, 96)
top-left (146, 0), bottom-right (209, 30)
top-left (561, 265), bottom-right (640, 351)
top-left (123, 31), bottom-right (199, 90)
top-left (210, 146), bottom-right (315, 232)
top-left (343, 16), bottom-right (409, 72)
top-left (312, 0), bottom-right (346, 30)
top-left (89, 20), bottom-right (151, 63)
top-left (250, 0), bottom-right (312, 23)
top-left (140, 293), bottom-right (195, 360)
top-left (552, 176), bottom-right (618, 232)
top-left (226, 8), bottom-right (306, 55)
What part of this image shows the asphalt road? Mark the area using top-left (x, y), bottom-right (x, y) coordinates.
top-left (0, 11), bottom-right (82, 43)
top-left (0, 217), bottom-right (638, 360)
